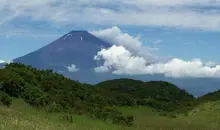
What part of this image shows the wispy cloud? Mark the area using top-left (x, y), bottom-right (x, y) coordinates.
top-left (153, 40), bottom-right (162, 45)
top-left (1, 0), bottom-right (220, 31)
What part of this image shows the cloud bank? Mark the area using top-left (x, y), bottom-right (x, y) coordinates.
top-left (92, 26), bottom-right (220, 78)
top-left (1, 0), bottom-right (220, 31)
top-left (94, 45), bottom-right (220, 78)
top-left (90, 26), bottom-right (158, 63)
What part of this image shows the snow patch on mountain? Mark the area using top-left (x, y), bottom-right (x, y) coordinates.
top-left (64, 33), bottom-right (72, 40)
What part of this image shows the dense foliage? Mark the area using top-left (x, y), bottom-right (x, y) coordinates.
top-left (194, 90), bottom-right (220, 105)
top-left (0, 63), bottom-right (133, 126)
top-left (96, 79), bottom-right (195, 111)
top-left (0, 91), bottom-right (12, 107)
top-left (0, 63), bottom-right (197, 126)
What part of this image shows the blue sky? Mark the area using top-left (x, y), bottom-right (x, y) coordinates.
top-left (0, 0), bottom-right (220, 68)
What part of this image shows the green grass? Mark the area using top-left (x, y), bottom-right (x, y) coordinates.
top-left (0, 99), bottom-right (124, 130)
top-left (118, 106), bottom-right (210, 130)
top-left (1, 99), bottom-right (220, 130)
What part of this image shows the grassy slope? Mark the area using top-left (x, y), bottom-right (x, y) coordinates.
top-left (0, 99), bottom-right (124, 130)
top-left (1, 99), bottom-right (220, 130)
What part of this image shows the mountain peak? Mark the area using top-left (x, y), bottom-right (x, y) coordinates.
top-left (69, 30), bottom-right (88, 33)
top-left (62, 30), bottom-right (91, 41)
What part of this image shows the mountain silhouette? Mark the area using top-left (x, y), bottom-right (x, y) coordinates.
top-left (14, 30), bottom-right (110, 71)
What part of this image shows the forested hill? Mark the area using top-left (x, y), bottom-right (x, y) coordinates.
top-left (193, 90), bottom-right (220, 105)
top-left (0, 63), bottom-right (196, 126)
top-left (95, 79), bottom-right (195, 111)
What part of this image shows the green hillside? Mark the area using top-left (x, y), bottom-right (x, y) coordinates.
top-left (1, 63), bottom-right (220, 129)
top-left (192, 90), bottom-right (220, 107)
top-left (96, 79), bottom-right (195, 111)
top-left (0, 63), bottom-right (139, 126)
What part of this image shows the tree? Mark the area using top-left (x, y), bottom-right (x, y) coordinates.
top-left (1, 74), bottom-right (25, 97)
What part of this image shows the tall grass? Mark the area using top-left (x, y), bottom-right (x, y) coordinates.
top-left (0, 99), bottom-right (123, 130)
top-left (1, 99), bottom-right (220, 130)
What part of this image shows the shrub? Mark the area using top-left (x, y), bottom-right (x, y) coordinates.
top-left (22, 84), bottom-right (48, 107)
top-left (112, 115), bottom-right (134, 126)
top-left (111, 114), bottom-right (134, 126)
top-left (169, 114), bottom-right (177, 118)
top-left (63, 114), bottom-right (73, 123)
top-left (1, 74), bottom-right (25, 98)
top-left (0, 91), bottom-right (12, 107)
top-left (158, 112), bottom-right (168, 117)
top-left (125, 116), bottom-right (134, 126)
top-left (46, 102), bottom-right (63, 113)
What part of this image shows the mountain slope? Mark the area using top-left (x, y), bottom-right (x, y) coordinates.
top-left (14, 30), bottom-right (110, 71)
top-left (11, 30), bottom-right (117, 83)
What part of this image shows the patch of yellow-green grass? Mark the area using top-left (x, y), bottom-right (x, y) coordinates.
top-left (119, 103), bottom-right (220, 130)
top-left (0, 99), bottom-right (124, 130)
top-left (177, 101), bottom-right (220, 130)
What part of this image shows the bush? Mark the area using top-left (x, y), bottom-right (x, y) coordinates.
top-left (46, 102), bottom-right (63, 113)
top-left (0, 91), bottom-right (12, 107)
top-left (1, 74), bottom-right (25, 98)
top-left (112, 115), bottom-right (133, 126)
top-left (169, 114), bottom-right (177, 118)
top-left (125, 116), bottom-right (134, 126)
top-left (87, 107), bottom-right (134, 126)
top-left (158, 111), bottom-right (169, 117)
top-left (22, 84), bottom-right (48, 107)
top-left (63, 114), bottom-right (73, 123)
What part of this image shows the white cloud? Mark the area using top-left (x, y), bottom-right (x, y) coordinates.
top-left (1, 0), bottom-right (220, 31)
top-left (67, 64), bottom-right (79, 72)
top-left (7, 60), bottom-right (13, 64)
top-left (94, 45), bottom-right (220, 78)
top-left (146, 59), bottom-right (220, 78)
top-left (0, 60), bottom-right (12, 64)
top-left (94, 66), bottom-right (109, 73)
top-left (90, 26), bottom-right (158, 63)
top-left (153, 40), bottom-right (162, 44)
top-left (94, 45), bottom-right (150, 74)
top-left (205, 61), bottom-right (218, 67)
top-left (0, 60), bottom-right (5, 63)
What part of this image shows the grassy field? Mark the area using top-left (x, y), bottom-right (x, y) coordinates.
top-left (1, 99), bottom-right (220, 130)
